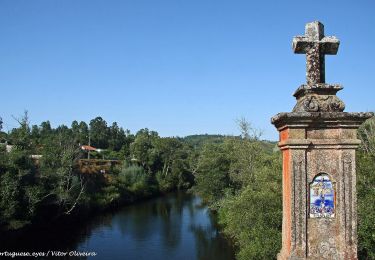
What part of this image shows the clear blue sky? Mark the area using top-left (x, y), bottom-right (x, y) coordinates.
top-left (0, 0), bottom-right (374, 140)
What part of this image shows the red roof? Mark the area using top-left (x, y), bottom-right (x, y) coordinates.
top-left (81, 145), bottom-right (97, 151)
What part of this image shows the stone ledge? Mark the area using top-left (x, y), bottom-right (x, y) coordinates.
top-left (278, 138), bottom-right (362, 150)
top-left (271, 112), bottom-right (374, 129)
top-left (293, 84), bottom-right (343, 98)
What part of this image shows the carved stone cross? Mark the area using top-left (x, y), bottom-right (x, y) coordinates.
top-left (293, 21), bottom-right (340, 85)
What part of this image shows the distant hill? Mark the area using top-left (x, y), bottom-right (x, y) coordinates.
top-left (183, 134), bottom-right (278, 153)
top-left (183, 134), bottom-right (228, 148)
top-left (259, 140), bottom-right (278, 154)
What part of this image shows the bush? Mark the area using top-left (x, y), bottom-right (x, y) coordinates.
top-left (119, 165), bottom-right (156, 196)
top-left (357, 152), bottom-right (375, 259)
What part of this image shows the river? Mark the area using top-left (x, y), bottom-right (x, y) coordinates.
top-left (0, 192), bottom-right (235, 260)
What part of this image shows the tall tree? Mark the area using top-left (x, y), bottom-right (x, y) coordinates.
top-left (130, 129), bottom-right (159, 173)
top-left (40, 121), bottom-right (52, 137)
top-left (89, 117), bottom-right (109, 149)
top-left (9, 111), bottom-right (32, 150)
top-left (108, 122), bottom-right (126, 151)
top-left (78, 121), bottom-right (89, 145)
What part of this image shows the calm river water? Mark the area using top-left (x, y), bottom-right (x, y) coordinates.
top-left (1, 192), bottom-right (235, 260)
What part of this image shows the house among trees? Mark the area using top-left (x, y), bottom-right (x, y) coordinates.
top-left (81, 145), bottom-right (97, 152)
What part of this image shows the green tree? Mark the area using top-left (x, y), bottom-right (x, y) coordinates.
top-left (119, 165), bottom-right (155, 197)
top-left (357, 116), bottom-right (375, 259)
top-left (40, 120), bottom-right (53, 137)
top-left (358, 116), bottom-right (375, 157)
top-left (8, 111), bottom-right (32, 150)
top-left (108, 122), bottom-right (127, 152)
top-left (130, 129), bottom-right (160, 173)
top-left (193, 142), bottom-right (231, 204)
top-left (192, 120), bottom-right (283, 259)
top-left (154, 138), bottom-right (193, 191)
top-left (0, 117), bottom-right (6, 143)
top-left (226, 137), bottom-right (264, 190)
top-left (0, 171), bottom-right (22, 228)
top-left (78, 121), bottom-right (89, 145)
top-left (39, 135), bottom-right (86, 216)
top-left (0, 114), bottom-right (41, 230)
top-left (155, 138), bottom-right (183, 177)
top-left (89, 117), bottom-right (109, 149)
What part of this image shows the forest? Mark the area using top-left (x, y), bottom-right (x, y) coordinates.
top-left (0, 113), bottom-right (195, 230)
top-left (0, 113), bottom-right (374, 259)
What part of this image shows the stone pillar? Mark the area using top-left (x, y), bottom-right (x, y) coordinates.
top-left (272, 21), bottom-right (373, 260)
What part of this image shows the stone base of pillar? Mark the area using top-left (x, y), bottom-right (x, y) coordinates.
top-left (272, 112), bottom-right (372, 260)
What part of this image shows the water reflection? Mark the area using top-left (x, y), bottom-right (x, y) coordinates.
top-left (0, 192), bottom-right (235, 260)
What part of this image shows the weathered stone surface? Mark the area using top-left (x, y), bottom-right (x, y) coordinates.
top-left (293, 21), bottom-right (339, 86)
top-left (272, 21), bottom-right (374, 260)
top-left (291, 22), bottom-right (344, 113)
top-left (292, 84), bottom-right (345, 112)
top-left (274, 116), bottom-right (371, 260)
top-left (272, 112), bottom-right (373, 128)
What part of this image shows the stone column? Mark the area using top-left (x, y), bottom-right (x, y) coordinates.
top-left (272, 21), bottom-right (373, 260)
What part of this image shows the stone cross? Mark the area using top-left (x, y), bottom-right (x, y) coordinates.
top-left (293, 21), bottom-right (340, 85)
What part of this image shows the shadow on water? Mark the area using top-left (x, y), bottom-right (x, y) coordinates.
top-left (0, 192), bottom-right (235, 260)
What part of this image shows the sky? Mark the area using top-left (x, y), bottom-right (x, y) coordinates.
top-left (0, 0), bottom-right (374, 140)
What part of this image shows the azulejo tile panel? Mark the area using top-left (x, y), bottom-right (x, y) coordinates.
top-left (310, 174), bottom-right (335, 218)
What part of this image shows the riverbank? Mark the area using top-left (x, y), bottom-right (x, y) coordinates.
top-left (0, 191), bottom-right (235, 260)
top-left (0, 185), bottom-right (184, 239)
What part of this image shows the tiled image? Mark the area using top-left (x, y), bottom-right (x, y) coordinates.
top-left (310, 174), bottom-right (335, 218)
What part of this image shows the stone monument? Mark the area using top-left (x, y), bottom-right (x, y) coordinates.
top-left (271, 21), bottom-right (373, 259)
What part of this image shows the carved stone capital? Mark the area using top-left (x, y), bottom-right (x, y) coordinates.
top-left (292, 84), bottom-right (345, 112)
